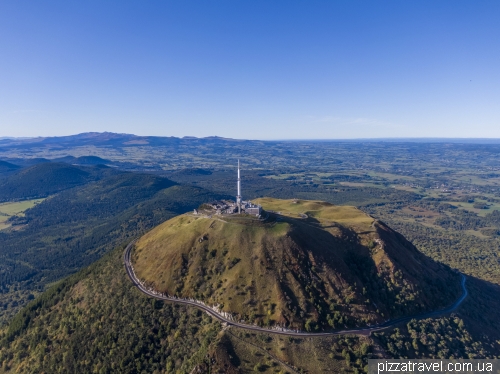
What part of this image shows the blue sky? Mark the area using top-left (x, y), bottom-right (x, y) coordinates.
top-left (0, 1), bottom-right (499, 139)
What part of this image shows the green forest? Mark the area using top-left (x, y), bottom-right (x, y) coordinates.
top-left (1, 139), bottom-right (500, 372)
top-left (0, 164), bottom-right (227, 325)
top-left (0, 249), bottom-right (223, 374)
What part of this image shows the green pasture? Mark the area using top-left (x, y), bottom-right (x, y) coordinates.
top-left (0, 198), bottom-right (45, 230)
top-left (264, 173), bottom-right (302, 180)
top-left (442, 200), bottom-right (500, 217)
top-left (338, 181), bottom-right (385, 189)
top-left (392, 185), bottom-right (425, 194)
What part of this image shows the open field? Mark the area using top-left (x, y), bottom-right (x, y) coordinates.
top-left (254, 197), bottom-right (375, 231)
top-left (0, 199), bottom-right (44, 230)
top-left (338, 181), bottom-right (385, 188)
top-left (440, 200), bottom-right (500, 217)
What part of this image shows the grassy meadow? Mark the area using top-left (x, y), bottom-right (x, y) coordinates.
top-left (0, 199), bottom-right (44, 230)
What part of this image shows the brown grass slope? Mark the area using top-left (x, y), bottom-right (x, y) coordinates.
top-left (133, 198), bottom-right (461, 330)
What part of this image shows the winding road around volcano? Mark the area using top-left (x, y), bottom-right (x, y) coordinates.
top-left (124, 240), bottom-right (468, 337)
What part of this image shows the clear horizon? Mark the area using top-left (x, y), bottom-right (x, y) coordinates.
top-left (1, 1), bottom-right (499, 139)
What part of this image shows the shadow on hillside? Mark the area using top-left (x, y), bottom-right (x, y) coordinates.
top-left (282, 214), bottom-right (462, 320)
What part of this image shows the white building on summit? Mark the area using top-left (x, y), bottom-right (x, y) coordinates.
top-left (235, 159), bottom-right (262, 216)
top-left (237, 159), bottom-right (242, 213)
top-left (203, 160), bottom-right (262, 216)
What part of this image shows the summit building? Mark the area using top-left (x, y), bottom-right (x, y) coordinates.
top-left (200, 160), bottom-right (262, 216)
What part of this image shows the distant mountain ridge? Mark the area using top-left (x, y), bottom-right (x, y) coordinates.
top-left (0, 132), bottom-right (253, 150)
top-left (2, 132), bottom-right (500, 148)
top-left (3, 132), bottom-right (500, 175)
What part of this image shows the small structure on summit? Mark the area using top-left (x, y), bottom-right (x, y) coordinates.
top-left (235, 159), bottom-right (262, 216)
top-left (236, 159), bottom-right (242, 213)
top-left (200, 160), bottom-right (262, 216)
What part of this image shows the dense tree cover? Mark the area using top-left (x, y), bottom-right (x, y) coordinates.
top-left (0, 288), bottom-right (37, 326)
top-left (51, 155), bottom-right (111, 165)
top-left (7, 172), bottom-right (175, 226)
top-left (388, 222), bottom-right (500, 283)
top-left (0, 163), bottom-right (117, 202)
top-left (0, 249), bottom-right (223, 374)
top-left (0, 171), bottom-right (227, 325)
top-left (0, 161), bottom-right (20, 174)
top-left (375, 317), bottom-right (496, 360)
top-left (435, 209), bottom-right (500, 232)
top-left (364, 201), bottom-right (500, 284)
top-left (167, 169), bottom-right (418, 207)
top-left (374, 274), bottom-right (500, 360)
top-left (375, 308), bottom-right (500, 360)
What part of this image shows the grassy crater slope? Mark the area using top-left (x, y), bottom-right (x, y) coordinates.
top-left (0, 245), bottom-right (381, 374)
top-left (133, 198), bottom-right (461, 331)
top-left (1, 246), bottom-right (498, 374)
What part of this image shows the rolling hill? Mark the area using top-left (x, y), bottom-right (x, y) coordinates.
top-left (2, 200), bottom-right (500, 373)
top-left (132, 198), bottom-right (461, 331)
top-left (51, 155), bottom-right (112, 165)
top-left (0, 163), bottom-right (115, 201)
top-left (0, 247), bottom-right (377, 374)
top-left (0, 161), bottom-right (20, 174)
top-left (0, 170), bottom-right (228, 324)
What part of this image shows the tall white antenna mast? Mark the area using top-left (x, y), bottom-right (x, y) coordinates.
top-left (237, 159), bottom-right (241, 214)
